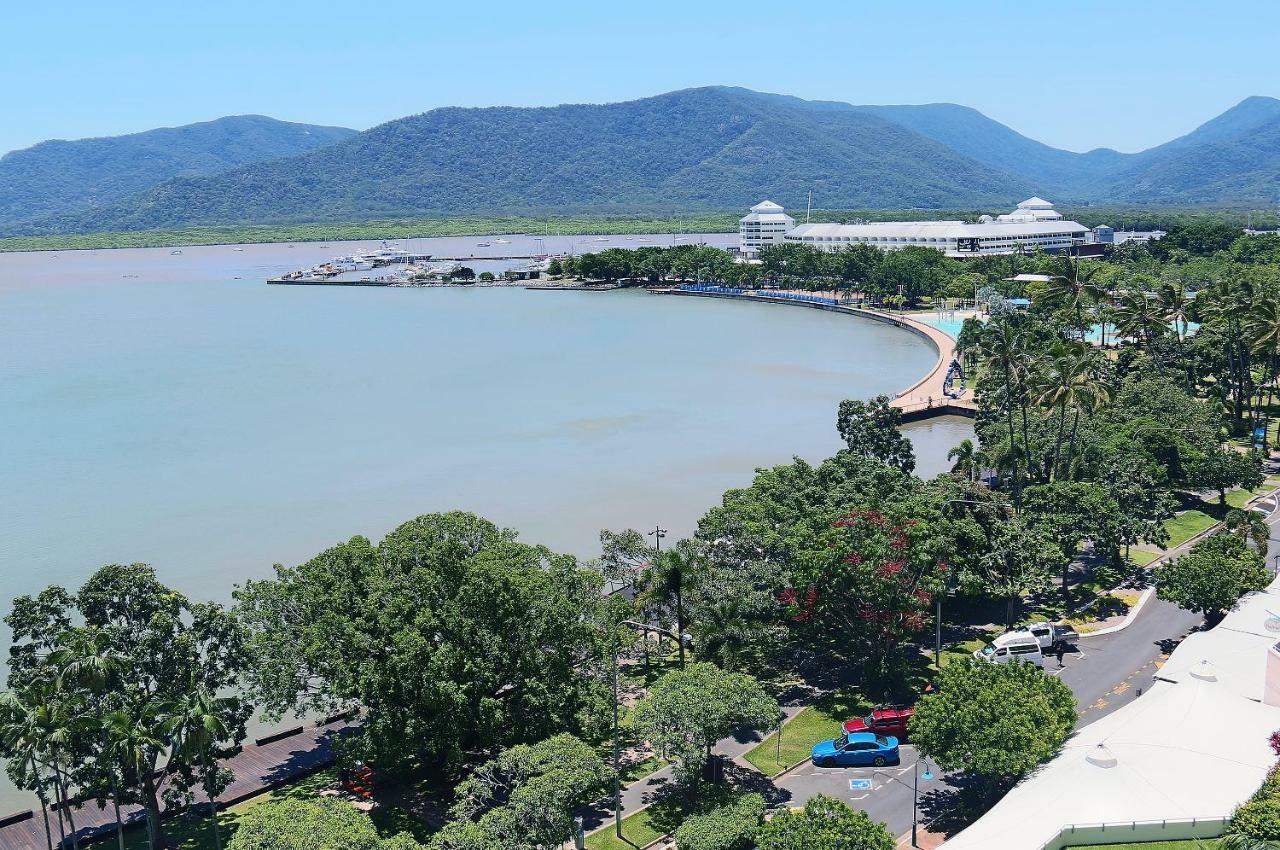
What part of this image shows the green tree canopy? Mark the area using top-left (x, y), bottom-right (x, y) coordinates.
top-left (755, 794), bottom-right (894, 850)
top-left (836, 396), bottom-right (916, 474)
top-left (233, 512), bottom-right (613, 772)
top-left (673, 793), bottom-right (765, 850)
top-left (632, 663), bottom-right (779, 785)
top-left (1157, 533), bottom-right (1269, 618)
top-left (432, 734), bottom-right (612, 850)
top-left (910, 659), bottom-right (1076, 791)
top-left (3, 564), bottom-right (250, 850)
top-left (227, 797), bottom-right (417, 850)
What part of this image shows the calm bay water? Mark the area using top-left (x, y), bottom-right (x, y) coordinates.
top-left (0, 235), bottom-right (971, 811)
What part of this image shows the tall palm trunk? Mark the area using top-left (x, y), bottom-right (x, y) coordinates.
top-left (1003, 365), bottom-right (1022, 506)
top-left (1065, 407), bottom-right (1084, 479)
top-left (112, 781), bottom-right (125, 850)
top-left (675, 584), bottom-right (686, 669)
top-left (53, 767), bottom-right (79, 850)
top-left (30, 758), bottom-right (52, 850)
top-left (205, 761), bottom-right (222, 850)
top-left (1049, 404), bottom-right (1067, 482)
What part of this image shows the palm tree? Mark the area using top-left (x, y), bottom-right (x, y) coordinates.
top-left (102, 711), bottom-right (165, 850)
top-left (637, 542), bottom-right (704, 668)
top-left (980, 320), bottom-right (1034, 504)
top-left (1112, 286), bottom-right (1167, 347)
top-left (947, 438), bottom-right (979, 482)
top-left (1226, 508), bottom-right (1270, 552)
top-left (163, 685), bottom-right (236, 850)
top-left (1247, 290), bottom-right (1280, 409)
top-left (49, 628), bottom-right (127, 850)
top-left (1043, 256), bottom-right (1106, 339)
top-left (0, 687), bottom-right (57, 850)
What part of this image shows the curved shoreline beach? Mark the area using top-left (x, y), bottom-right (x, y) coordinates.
top-left (650, 287), bottom-right (977, 419)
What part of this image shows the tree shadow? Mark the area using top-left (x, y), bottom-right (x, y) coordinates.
top-left (916, 773), bottom-right (1002, 836)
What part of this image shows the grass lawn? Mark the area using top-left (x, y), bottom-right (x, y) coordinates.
top-left (1128, 549), bottom-right (1162, 567)
top-left (1065, 841), bottom-right (1218, 849)
top-left (1226, 483), bottom-right (1276, 509)
top-left (742, 689), bottom-right (872, 777)
top-left (1163, 509), bottom-right (1218, 548)
top-left (584, 786), bottom-right (744, 850)
top-left (585, 808), bottom-right (667, 850)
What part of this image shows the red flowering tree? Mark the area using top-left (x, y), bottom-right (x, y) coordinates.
top-left (779, 509), bottom-right (949, 668)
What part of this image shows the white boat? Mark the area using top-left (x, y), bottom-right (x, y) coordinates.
top-left (476, 241), bottom-right (491, 248)
top-left (232, 247), bottom-right (245, 252)
top-left (495, 238), bottom-right (511, 245)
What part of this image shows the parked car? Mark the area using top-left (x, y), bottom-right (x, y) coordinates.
top-left (843, 705), bottom-right (914, 739)
top-left (811, 732), bottom-right (901, 768)
top-left (1026, 621), bottom-right (1079, 652)
top-left (973, 630), bottom-right (1044, 667)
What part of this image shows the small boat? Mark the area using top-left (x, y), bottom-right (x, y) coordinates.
top-left (170, 249), bottom-right (183, 255)
top-left (476, 241), bottom-right (491, 248)
top-left (495, 238), bottom-right (511, 245)
top-left (232, 247), bottom-right (245, 252)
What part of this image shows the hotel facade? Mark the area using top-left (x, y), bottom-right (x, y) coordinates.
top-left (740, 197), bottom-right (1092, 258)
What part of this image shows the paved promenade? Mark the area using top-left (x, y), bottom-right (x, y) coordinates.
top-left (653, 288), bottom-right (976, 419)
top-left (0, 718), bottom-right (356, 850)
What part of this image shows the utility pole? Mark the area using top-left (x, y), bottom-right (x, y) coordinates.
top-left (612, 634), bottom-right (622, 839)
top-left (648, 525), bottom-right (667, 553)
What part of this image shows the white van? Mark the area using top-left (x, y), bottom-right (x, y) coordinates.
top-left (973, 630), bottom-right (1044, 667)
top-left (1026, 622), bottom-right (1079, 652)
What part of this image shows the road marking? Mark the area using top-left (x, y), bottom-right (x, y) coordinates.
top-left (849, 779), bottom-right (873, 791)
top-left (1112, 681), bottom-right (1131, 696)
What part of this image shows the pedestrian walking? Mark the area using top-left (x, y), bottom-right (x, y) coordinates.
top-left (1056, 645), bottom-right (1066, 668)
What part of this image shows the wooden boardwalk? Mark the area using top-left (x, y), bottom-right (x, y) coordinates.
top-left (0, 718), bottom-right (357, 850)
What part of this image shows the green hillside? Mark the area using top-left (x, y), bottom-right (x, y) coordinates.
top-left (0, 115), bottom-right (356, 226)
top-left (8, 88), bottom-right (1031, 236)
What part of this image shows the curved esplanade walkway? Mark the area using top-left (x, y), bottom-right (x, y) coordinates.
top-left (652, 287), bottom-right (976, 420)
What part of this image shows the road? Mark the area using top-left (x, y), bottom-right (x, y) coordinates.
top-left (586, 482), bottom-right (1280, 847)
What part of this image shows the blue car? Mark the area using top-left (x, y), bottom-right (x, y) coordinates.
top-left (811, 732), bottom-right (900, 768)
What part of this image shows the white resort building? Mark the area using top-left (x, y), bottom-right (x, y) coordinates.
top-left (738, 200), bottom-right (795, 258)
top-left (738, 198), bottom-right (1091, 258)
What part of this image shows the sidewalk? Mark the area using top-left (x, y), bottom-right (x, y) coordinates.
top-left (577, 705), bottom-right (806, 838)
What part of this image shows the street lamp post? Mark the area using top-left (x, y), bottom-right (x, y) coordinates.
top-left (912, 757), bottom-right (935, 848)
top-left (611, 620), bottom-right (692, 837)
top-left (648, 525), bottom-right (667, 553)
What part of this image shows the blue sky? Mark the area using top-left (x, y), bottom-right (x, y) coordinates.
top-left (4, 0), bottom-right (1276, 156)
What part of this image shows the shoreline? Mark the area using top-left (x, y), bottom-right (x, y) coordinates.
top-left (651, 287), bottom-right (976, 420)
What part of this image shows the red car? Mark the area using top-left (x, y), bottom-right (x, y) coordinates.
top-left (843, 706), bottom-right (914, 740)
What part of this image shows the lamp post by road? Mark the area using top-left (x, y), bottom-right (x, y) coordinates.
top-left (911, 756), bottom-right (936, 848)
top-left (648, 525), bottom-right (667, 553)
top-left (610, 620), bottom-right (692, 839)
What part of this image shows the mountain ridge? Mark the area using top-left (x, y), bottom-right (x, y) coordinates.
top-left (5, 89), bottom-right (1280, 237)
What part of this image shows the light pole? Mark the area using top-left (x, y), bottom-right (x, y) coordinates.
top-left (611, 620), bottom-right (691, 837)
top-left (911, 756), bottom-right (936, 848)
top-left (648, 525), bottom-right (667, 553)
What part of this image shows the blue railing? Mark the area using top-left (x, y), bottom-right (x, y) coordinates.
top-left (759, 291), bottom-right (839, 306)
top-left (679, 284), bottom-right (745, 295)
top-left (678, 284), bottom-right (837, 305)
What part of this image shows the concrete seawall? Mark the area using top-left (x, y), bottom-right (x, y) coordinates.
top-left (650, 288), bottom-right (976, 421)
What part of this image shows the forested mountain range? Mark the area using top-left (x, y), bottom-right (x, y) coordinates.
top-left (4, 88), bottom-right (1280, 237)
top-left (0, 116), bottom-right (356, 227)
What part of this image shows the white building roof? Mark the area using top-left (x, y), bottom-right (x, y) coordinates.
top-left (941, 579), bottom-right (1280, 850)
top-left (1018, 197), bottom-right (1055, 209)
top-left (750, 200), bottom-right (786, 213)
top-left (786, 220), bottom-right (1086, 240)
top-left (942, 677), bottom-right (1280, 850)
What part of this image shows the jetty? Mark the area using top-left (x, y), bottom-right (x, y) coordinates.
top-left (651, 286), bottom-right (976, 422)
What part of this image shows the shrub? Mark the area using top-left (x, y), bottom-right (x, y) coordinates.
top-left (1229, 797), bottom-right (1280, 842)
top-left (674, 794), bottom-right (765, 850)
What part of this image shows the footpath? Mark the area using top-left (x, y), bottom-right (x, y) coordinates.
top-left (0, 717), bottom-right (357, 850)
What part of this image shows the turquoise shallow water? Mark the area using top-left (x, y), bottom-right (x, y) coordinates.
top-left (0, 238), bottom-right (972, 811)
